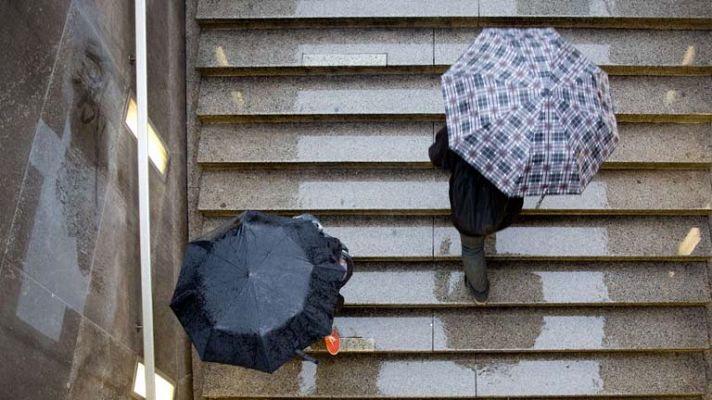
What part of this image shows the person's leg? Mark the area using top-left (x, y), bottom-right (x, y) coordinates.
top-left (460, 234), bottom-right (488, 293)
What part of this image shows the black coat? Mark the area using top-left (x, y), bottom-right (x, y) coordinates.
top-left (429, 126), bottom-right (523, 237)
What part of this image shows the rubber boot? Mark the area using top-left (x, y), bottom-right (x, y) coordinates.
top-left (461, 234), bottom-right (489, 303)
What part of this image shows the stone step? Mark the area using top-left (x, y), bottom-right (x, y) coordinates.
top-left (197, 75), bottom-right (712, 123)
top-left (196, 0), bottom-right (712, 29)
top-left (198, 28), bottom-right (712, 75)
top-left (429, 307), bottom-right (708, 352)
top-left (198, 122), bottom-right (712, 168)
top-left (304, 306), bottom-right (708, 353)
top-left (437, 29), bottom-right (712, 75)
top-left (432, 215), bottom-right (711, 260)
top-left (341, 261), bottom-right (710, 307)
top-left (201, 352), bottom-right (705, 397)
top-left (200, 215), bottom-right (712, 260)
top-left (198, 169), bottom-right (712, 215)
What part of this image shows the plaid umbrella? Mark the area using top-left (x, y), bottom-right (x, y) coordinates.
top-left (442, 28), bottom-right (618, 198)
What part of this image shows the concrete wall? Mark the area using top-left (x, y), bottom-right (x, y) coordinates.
top-left (0, 0), bottom-right (190, 398)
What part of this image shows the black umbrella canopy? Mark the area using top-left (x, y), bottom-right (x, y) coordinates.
top-left (170, 211), bottom-right (346, 373)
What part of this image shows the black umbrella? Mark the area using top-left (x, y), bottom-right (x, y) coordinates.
top-left (170, 210), bottom-right (350, 373)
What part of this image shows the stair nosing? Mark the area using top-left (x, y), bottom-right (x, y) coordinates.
top-left (199, 209), bottom-right (712, 217)
top-left (197, 113), bottom-right (712, 124)
top-left (211, 396), bottom-right (707, 398)
top-left (350, 255), bottom-right (712, 262)
top-left (340, 301), bottom-right (710, 308)
top-left (202, 396), bottom-right (706, 399)
top-left (197, 65), bottom-right (712, 78)
top-left (304, 347), bottom-right (709, 355)
top-left (197, 161), bottom-right (712, 171)
top-left (196, 16), bottom-right (712, 31)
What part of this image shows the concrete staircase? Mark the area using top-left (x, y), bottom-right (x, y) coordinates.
top-left (186, 1), bottom-right (712, 397)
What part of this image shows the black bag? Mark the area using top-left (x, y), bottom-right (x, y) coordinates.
top-left (429, 126), bottom-right (523, 237)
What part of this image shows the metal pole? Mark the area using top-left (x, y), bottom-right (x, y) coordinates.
top-left (135, 0), bottom-right (156, 398)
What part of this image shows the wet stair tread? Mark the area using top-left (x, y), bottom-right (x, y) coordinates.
top-left (197, 75), bottom-right (712, 121)
top-left (198, 122), bottom-right (712, 167)
top-left (303, 306), bottom-right (708, 353)
top-left (430, 215), bottom-right (712, 259)
top-left (196, 0), bottom-right (712, 29)
top-left (199, 215), bottom-right (712, 260)
top-left (201, 352), bottom-right (706, 398)
top-left (436, 28), bottom-right (712, 70)
top-left (197, 168), bottom-right (712, 215)
top-left (197, 28), bottom-right (712, 73)
top-left (341, 261), bottom-right (711, 307)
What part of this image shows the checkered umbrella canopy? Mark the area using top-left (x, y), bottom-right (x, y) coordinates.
top-left (442, 28), bottom-right (618, 197)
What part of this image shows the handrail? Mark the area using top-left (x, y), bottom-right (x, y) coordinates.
top-left (135, 0), bottom-right (156, 398)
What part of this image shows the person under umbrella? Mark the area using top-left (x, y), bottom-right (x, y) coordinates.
top-left (430, 126), bottom-right (523, 303)
top-left (437, 27), bottom-right (619, 302)
top-left (170, 210), bottom-right (352, 373)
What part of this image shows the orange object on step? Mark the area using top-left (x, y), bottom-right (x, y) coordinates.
top-left (325, 327), bottom-right (340, 355)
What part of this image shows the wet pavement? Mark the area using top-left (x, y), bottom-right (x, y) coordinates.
top-left (301, 306), bottom-right (707, 353)
top-left (0, 0), bottom-right (189, 398)
top-left (197, 0), bottom-right (712, 20)
top-left (198, 28), bottom-right (712, 69)
top-left (341, 261), bottom-right (710, 306)
top-left (202, 215), bottom-right (712, 259)
top-left (198, 168), bottom-right (712, 213)
top-left (478, 0), bottom-right (712, 19)
top-left (198, 74), bottom-right (712, 119)
top-left (203, 352), bottom-right (705, 397)
top-left (198, 122), bottom-right (712, 166)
